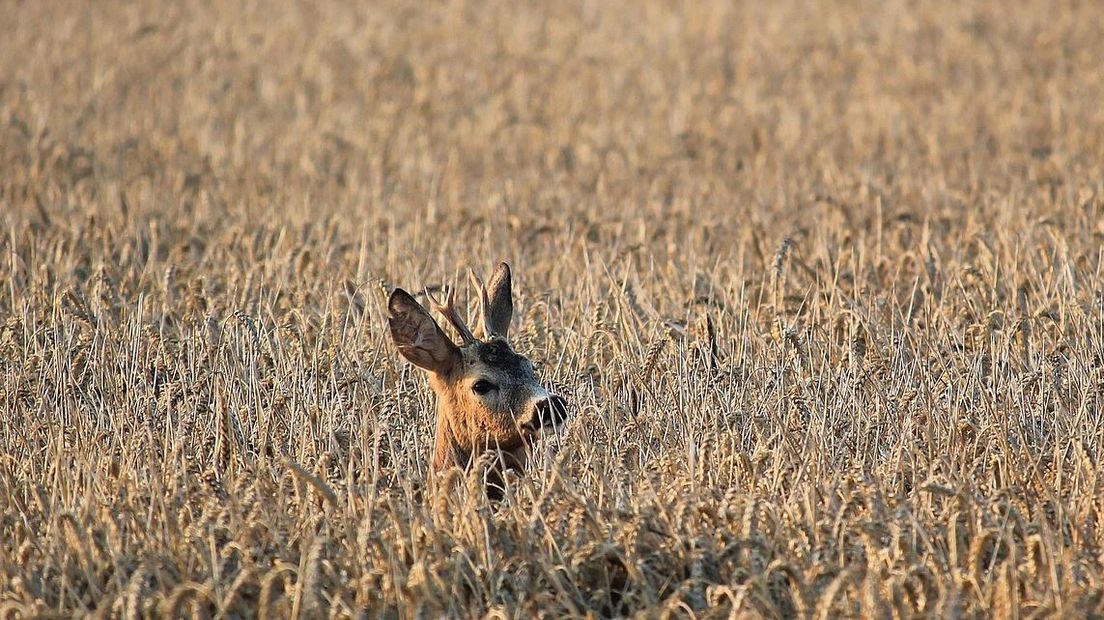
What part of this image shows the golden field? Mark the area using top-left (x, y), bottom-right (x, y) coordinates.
top-left (2, 0), bottom-right (1104, 617)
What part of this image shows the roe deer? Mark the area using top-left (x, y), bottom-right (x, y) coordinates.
top-left (387, 263), bottom-right (568, 496)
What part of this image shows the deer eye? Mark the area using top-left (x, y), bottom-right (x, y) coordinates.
top-left (472, 380), bottom-right (497, 395)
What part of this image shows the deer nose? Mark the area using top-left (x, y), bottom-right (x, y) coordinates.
top-left (533, 394), bottom-right (569, 430)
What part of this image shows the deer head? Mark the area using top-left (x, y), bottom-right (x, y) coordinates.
top-left (387, 263), bottom-right (568, 493)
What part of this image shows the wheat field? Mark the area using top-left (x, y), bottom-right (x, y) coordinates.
top-left (2, 0), bottom-right (1104, 617)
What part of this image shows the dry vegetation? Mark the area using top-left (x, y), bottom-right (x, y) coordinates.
top-left (3, 0), bottom-right (1104, 617)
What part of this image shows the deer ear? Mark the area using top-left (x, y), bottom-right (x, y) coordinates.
top-left (388, 289), bottom-right (461, 374)
top-left (482, 262), bottom-right (513, 339)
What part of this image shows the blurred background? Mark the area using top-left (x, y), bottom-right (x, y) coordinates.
top-left (5, 1), bottom-right (1101, 246)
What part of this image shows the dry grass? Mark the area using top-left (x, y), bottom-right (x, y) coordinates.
top-left (3, 0), bottom-right (1104, 617)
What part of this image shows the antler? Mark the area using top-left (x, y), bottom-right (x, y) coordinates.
top-left (427, 284), bottom-right (476, 345)
top-left (468, 269), bottom-right (493, 339)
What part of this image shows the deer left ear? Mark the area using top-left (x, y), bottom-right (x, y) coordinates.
top-left (480, 262), bottom-right (513, 340)
top-left (388, 288), bottom-right (461, 374)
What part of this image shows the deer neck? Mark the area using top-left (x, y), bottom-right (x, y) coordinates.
top-left (432, 406), bottom-right (471, 471)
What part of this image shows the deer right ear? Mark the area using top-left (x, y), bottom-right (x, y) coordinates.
top-left (388, 288), bottom-right (461, 374)
top-left (483, 262), bottom-right (513, 340)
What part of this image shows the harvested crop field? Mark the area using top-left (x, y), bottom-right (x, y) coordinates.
top-left (3, 0), bottom-right (1104, 617)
